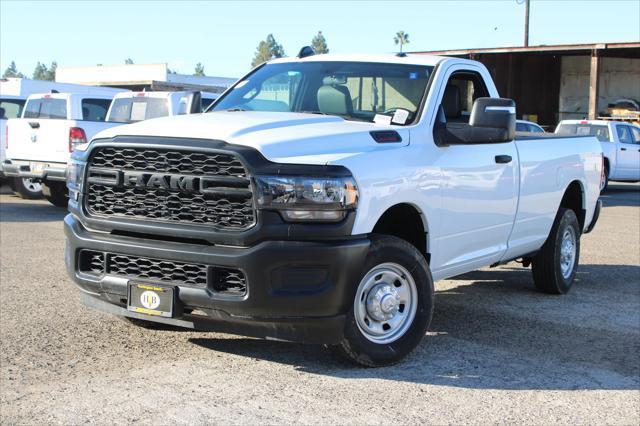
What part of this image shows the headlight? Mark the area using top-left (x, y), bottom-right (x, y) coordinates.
top-left (66, 159), bottom-right (86, 201)
top-left (255, 175), bottom-right (358, 222)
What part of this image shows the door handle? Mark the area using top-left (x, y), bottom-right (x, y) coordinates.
top-left (28, 122), bottom-right (40, 129)
top-left (621, 147), bottom-right (627, 151)
top-left (495, 155), bottom-right (512, 164)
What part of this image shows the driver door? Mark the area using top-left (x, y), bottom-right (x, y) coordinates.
top-left (429, 67), bottom-right (519, 276)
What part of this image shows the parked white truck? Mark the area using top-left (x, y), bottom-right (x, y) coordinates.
top-left (65, 52), bottom-right (603, 366)
top-left (1, 77), bottom-right (121, 194)
top-left (556, 119), bottom-right (640, 189)
top-left (107, 91), bottom-right (218, 124)
top-left (5, 89), bottom-right (215, 205)
top-left (4, 90), bottom-right (125, 203)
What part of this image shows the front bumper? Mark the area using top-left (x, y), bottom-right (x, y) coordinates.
top-left (2, 160), bottom-right (67, 181)
top-left (64, 214), bottom-right (370, 344)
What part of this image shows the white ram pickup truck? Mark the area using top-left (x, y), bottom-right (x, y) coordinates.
top-left (4, 90), bottom-right (125, 204)
top-left (65, 52), bottom-right (603, 366)
top-left (556, 119), bottom-right (640, 189)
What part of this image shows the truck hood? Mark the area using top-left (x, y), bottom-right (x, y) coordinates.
top-left (94, 111), bottom-right (410, 165)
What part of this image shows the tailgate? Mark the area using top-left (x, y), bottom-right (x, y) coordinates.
top-left (6, 118), bottom-right (75, 163)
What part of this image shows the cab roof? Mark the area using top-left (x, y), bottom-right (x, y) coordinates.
top-left (268, 53), bottom-right (453, 68)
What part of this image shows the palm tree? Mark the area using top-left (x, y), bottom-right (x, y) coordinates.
top-left (394, 31), bottom-right (410, 53)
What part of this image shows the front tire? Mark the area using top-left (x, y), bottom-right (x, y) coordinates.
top-left (532, 208), bottom-right (581, 294)
top-left (42, 181), bottom-right (68, 207)
top-left (331, 235), bottom-right (434, 367)
top-left (13, 177), bottom-right (43, 199)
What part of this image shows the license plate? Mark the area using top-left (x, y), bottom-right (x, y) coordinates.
top-left (127, 283), bottom-right (174, 318)
top-left (30, 162), bottom-right (46, 174)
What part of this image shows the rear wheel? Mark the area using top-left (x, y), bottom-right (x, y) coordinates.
top-left (331, 235), bottom-right (434, 367)
top-left (42, 181), bottom-right (68, 207)
top-left (602, 164), bottom-right (610, 191)
top-left (13, 177), bottom-right (43, 199)
top-left (532, 208), bottom-right (581, 294)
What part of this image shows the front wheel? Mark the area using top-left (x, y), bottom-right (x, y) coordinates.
top-left (13, 177), bottom-right (43, 199)
top-left (532, 208), bottom-right (581, 294)
top-left (42, 181), bottom-right (68, 207)
top-left (331, 235), bottom-right (434, 367)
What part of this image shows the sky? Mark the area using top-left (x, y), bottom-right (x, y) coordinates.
top-left (1, 0), bottom-right (639, 79)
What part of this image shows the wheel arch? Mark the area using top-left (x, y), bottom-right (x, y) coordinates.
top-left (370, 203), bottom-right (430, 261)
top-left (559, 180), bottom-right (586, 230)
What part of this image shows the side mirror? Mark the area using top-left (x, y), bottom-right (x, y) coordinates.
top-left (436, 97), bottom-right (516, 145)
top-left (469, 97), bottom-right (516, 142)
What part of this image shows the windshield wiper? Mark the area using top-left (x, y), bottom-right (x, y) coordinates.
top-left (300, 110), bottom-right (331, 115)
top-left (221, 108), bottom-right (249, 112)
top-left (299, 110), bottom-right (372, 123)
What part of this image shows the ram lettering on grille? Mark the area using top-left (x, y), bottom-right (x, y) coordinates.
top-left (85, 147), bottom-right (256, 229)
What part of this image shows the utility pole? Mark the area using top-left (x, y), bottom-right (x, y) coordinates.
top-left (524, 0), bottom-right (530, 47)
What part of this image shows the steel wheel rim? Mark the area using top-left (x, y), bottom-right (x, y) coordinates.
top-left (22, 178), bottom-right (42, 193)
top-left (559, 227), bottom-right (576, 279)
top-left (354, 262), bottom-right (418, 344)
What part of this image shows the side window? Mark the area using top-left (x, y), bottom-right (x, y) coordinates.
top-left (616, 125), bottom-right (632, 144)
top-left (629, 126), bottom-right (640, 144)
top-left (442, 71), bottom-right (489, 123)
top-left (82, 99), bottom-right (111, 121)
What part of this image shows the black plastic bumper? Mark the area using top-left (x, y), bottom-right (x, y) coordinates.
top-left (64, 214), bottom-right (370, 344)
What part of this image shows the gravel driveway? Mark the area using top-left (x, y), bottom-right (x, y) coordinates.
top-left (1, 184), bottom-right (639, 424)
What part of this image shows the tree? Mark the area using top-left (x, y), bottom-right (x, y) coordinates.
top-left (125, 58), bottom-right (134, 65)
top-left (393, 31), bottom-right (410, 53)
top-left (32, 61), bottom-right (57, 81)
top-left (311, 31), bottom-right (329, 54)
top-left (251, 34), bottom-right (285, 67)
top-left (2, 61), bottom-right (25, 78)
top-left (45, 61), bottom-right (57, 81)
top-left (32, 62), bottom-right (48, 80)
top-left (194, 62), bottom-right (205, 76)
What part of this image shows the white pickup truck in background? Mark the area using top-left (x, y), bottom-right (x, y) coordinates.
top-left (0, 95), bottom-right (26, 180)
top-left (556, 119), bottom-right (640, 189)
top-left (4, 90), bottom-right (125, 204)
top-left (107, 90), bottom-right (219, 124)
top-left (1, 77), bottom-right (121, 194)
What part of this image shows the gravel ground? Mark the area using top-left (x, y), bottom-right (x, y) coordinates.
top-left (1, 183), bottom-right (639, 425)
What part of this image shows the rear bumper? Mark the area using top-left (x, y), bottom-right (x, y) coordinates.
top-left (2, 161), bottom-right (67, 181)
top-left (64, 214), bottom-right (370, 344)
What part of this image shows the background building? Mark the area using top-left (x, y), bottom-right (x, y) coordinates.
top-left (414, 42), bottom-right (640, 127)
top-left (55, 63), bottom-right (237, 93)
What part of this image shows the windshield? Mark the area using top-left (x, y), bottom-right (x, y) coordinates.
top-left (0, 99), bottom-right (25, 119)
top-left (108, 97), bottom-right (169, 123)
top-left (556, 123), bottom-right (610, 142)
top-left (212, 61), bottom-right (433, 124)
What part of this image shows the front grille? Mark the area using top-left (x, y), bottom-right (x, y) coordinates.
top-left (85, 146), bottom-right (255, 229)
top-left (109, 253), bottom-right (208, 286)
top-left (78, 250), bottom-right (247, 296)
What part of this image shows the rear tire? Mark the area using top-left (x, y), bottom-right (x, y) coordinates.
top-left (602, 165), bottom-right (609, 192)
top-left (13, 177), bottom-right (43, 199)
top-left (532, 208), bottom-right (581, 294)
top-left (330, 235), bottom-right (434, 367)
top-left (42, 181), bottom-right (68, 207)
